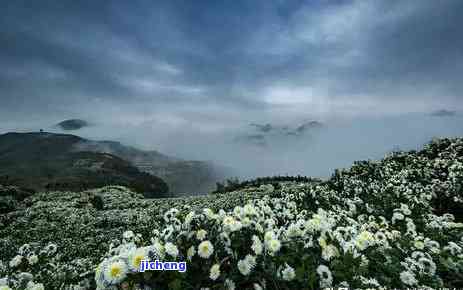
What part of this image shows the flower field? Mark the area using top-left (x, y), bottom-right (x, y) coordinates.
top-left (1, 138), bottom-right (463, 289)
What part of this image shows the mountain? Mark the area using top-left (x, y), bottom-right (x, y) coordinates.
top-left (55, 119), bottom-right (90, 130)
top-left (431, 109), bottom-right (457, 117)
top-left (0, 132), bottom-right (169, 197)
top-left (73, 139), bottom-right (231, 194)
top-left (236, 120), bottom-right (323, 146)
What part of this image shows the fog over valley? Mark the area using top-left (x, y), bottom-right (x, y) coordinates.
top-left (2, 112), bottom-right (462, 181)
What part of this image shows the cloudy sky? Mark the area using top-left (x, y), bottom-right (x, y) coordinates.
top-left (1, 0), bottom-right (462, 177)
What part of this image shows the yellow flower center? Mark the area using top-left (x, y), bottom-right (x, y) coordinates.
top-left (134, 255), bottom-right (143, 268)
top-left (110, 265), bottom-right (122, 277)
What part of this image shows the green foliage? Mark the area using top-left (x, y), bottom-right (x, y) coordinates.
top-left (1, 137), bottom-right (463, 289)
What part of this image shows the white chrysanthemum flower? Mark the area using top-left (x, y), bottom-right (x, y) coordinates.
top-left (230, 220), bottom-right (243, 232)
top-left (251, 235), bottom-right (263, 255)
top-left (103, 260), bottom-right (128, 284)
top-left (400, 203), bottom-right (412, 215)
top-left (286, 223), bottom-right (301, 238)
top-left (418, 257), bottom-right (436, 276)
top-left (27, 254), bottom-right (38, 265)
top-left (267, 239), bottom-right (281, 255)
top-left (209, 264), bottom-right (221, 281)
top-left (128, 247), bottom-right (148, 271)
top-left (223, 216), bottom-right (239, 231)
top-left (18, 244), bottom-right (31, 255)
top-left (400, 270), bottom-right (417, 286)
top-left (322, 244), bottom-right (339, 261)
top-left (318, 236), bottom-right (327, 249)
top-left (198, 241), bottom-right (214, 259)
top-left (196, 229), bottom-right (207, 241)
top-left (9, 255), bottom-right (22, 268)
top-left (224, 279), bottom-right (236, 290)
top-left (165, 242), bottom-right (179, 258)
top-left (392, 212), bottom-right (405, 224)
top-left (264, 231), bottom-right (276, 243)
top-left (237, 254), bottom-right (257, 276)
top-left (414, 240), bottom-right (425, 250)
top-left (184, 211), bottom-right (195, 225)
top-left (374, 231), bottom-right (388, 245)
top-left (187, 246), bottom-right (196, 261)
top-left (123, 230), bottom-right (135, 240)
top-left (25, 282), bottom-right (44, 290)
top-left (316, 265), bottom-right (333, 288)
top-left (151, 241), bottom-right (165, 260)
top-left (281, 264), bottom-right (296, 281)
top-left (233, 206), bottom-right (244, 217)
top-left (355, 230), bottom-right (375, 250)
top-left (244, 204), bottom-right (257, 216)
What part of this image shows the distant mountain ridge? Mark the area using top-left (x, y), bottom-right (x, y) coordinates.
top-left (237, 120), bottom-right (323, 146)
top-left (55, 119), bottom-right (90, 130)
top-left (0, 132), bottom-right (230, 195)
top-left (74, 139), bottom-right (231, 194)
top-left (0, 132), bottom-right (169, 197)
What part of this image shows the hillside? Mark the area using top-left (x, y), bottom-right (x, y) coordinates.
top-left (0, 132), bottom-right (169, 198)
top-left (0, 132), bottom-right (230, 196)
top-left (73, 138), bottom-right (231, 195)
top-left (0, 137), bottom-right (462, 289)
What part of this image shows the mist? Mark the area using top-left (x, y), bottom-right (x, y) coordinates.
top-left (2, 112), bottom-right (462, 182)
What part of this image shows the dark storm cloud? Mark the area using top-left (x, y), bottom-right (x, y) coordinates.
top-left (1, 0), bottom-right (462, 123)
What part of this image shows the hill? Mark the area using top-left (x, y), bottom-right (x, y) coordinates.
top-left (0, 131), bottom-right (230, 196)
top-left (0, 132), bottom-right (169, 198)
top-left (0, 137), bottom-right (462, 289)
top-left (73, 138), bottom-right (231, 194)
top-left (55, 119), bottom-right (90, 130)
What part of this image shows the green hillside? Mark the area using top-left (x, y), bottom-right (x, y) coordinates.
top-left (0, 137), bottom-right (462, 289)
top-left (0, 132), bottom-right (169, 198)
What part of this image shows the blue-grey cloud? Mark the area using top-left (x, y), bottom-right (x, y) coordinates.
top-left (1, 0), bottom-right (463, 179)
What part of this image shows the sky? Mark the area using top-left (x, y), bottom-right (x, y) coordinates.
top-left (1, 0), bottom-right (463, 179)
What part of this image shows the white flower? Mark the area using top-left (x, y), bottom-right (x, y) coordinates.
top-left (418, 257), bottom-right (436, 276)
top-left (196, 229), bottom-right (207, 241)
top-left (123, 230), bottom-right (135, 240)
top-left (9, 255), bottom-right (22, 268)
top-left (224, 279), bottom-right (236, 290)
top-left (400, 270), bottom-right (417, 286)
top-left (355, 231), bottom-right (375, 250)
top-left (251, 235), bottom-right (263, 255)
top-left (103, 260), bottom-right (128, 284)
top-left (243, 204), bottom-right (257, 216)
top-left (400, 204), bottom-right (412, 215)
top-left (203, 208), bottom-right (215, 219)
top-left (198, 241), bottom-right (214, 259)
top-left (414, 240), bottom-right (425, 250)
top-left (286, 223), bottom-right (302, 238)
top-left (266, 238), bottom-right (281, 255)
top-left (281, 264), bottom-right (296, 281)
top-left (322, 244), bottom-right (339, 261)
top-left (165, 242), bottom-right (179, 258)
top-left (25, 282), bottom-right (44, 290)
top-left (316, 265), bottom-right (333, 288)
top-left (237, 260), bottom-right (251, 276)
top-left (392, 212), bottom-right (405, 224)
top-left (151, 241), bottom-right (165, 260)
top-left (209, 264), bottom-right (221, 280)
top-left (187, 246), bottom-right (196, 261)
top-left (374, 231), bottom-right (388, 245)
top-left (128, 247), bottom-right (148, 271)
top-left (27, 254), bottom-right (38, 265)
